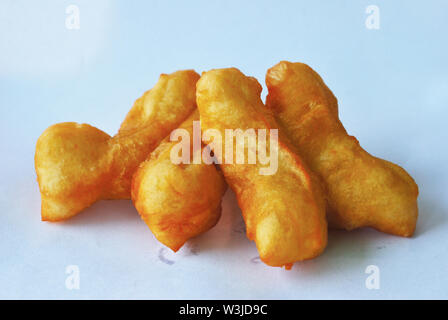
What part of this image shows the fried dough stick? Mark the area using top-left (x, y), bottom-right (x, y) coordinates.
top-left (132, 110), bottom-right (227, 251)
top-left (35, 70), bottom-right (199, 221)
top-left (196, 68), bottom-right (327, 268)
top-left (266, 61), bottom-right (418, 237)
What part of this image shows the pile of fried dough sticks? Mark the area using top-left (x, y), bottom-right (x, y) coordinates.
top-left (35, 61), bottom-right (418, 269)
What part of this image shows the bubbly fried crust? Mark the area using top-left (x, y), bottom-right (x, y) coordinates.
top-left (196, 68), bottom-right (327, 268)
top-left (131, 110), bottom-right (227, 252)
top-left (35, 70), bottom-right (200, 221)
top-left (265, 61), bottom-right (418, 237)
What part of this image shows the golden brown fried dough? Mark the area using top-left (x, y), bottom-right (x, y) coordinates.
top-left (132, 110), bottom-right (227, 252)
top-left (35, 70), bottom-right (199, 221)
top-left (196, 68), bottom-right (327, 268)
top-left (266, 61), bottom-right (418, 237)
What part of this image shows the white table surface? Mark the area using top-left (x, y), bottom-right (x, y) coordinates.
top-left (1, 0), bottom-right (447, 299)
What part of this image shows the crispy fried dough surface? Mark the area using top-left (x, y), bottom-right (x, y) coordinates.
top-left (266, 61), bottom-right (418, 237)
top-left (196, 68), bottom-right (327, 268)
top-left (35, 70), bottom-right (199, 221)
top-left (132, 110), bottom-right (227, 251)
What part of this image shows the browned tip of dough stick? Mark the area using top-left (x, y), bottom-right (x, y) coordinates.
top-left (35, 70), bottom-right (199, 221)
top-left (131, 110), bottom-right (227, 252)
top-left (196, 68), bottom-right (327, 268)
top-left (266, 61), bottom-right (418, 237)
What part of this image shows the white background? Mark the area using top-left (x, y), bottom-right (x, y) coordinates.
top-left (0, 0), bottom-right (447, 299)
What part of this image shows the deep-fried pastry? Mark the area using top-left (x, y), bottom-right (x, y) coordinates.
top-left (266, 61), bottom-right (418, 236)
top-left (35, 70), bottom-right (199, 221)
top-left (132, 110), bottom-right (227, 251)
top-left (196, 68), bottom-right (327, 268)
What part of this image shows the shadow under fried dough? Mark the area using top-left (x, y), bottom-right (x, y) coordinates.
top-left (45, 188), bottom-right (442, 274)
top-left (413, 195), bottom-right (446, 237)
top-left (43, 188), bottom-right (245, 253)
top-left (288, 228), bottom-right (391, 278)
top-left (182, 189), bottom-right (253, 254)
top-left (57, 199), bottom-right (139, 227)
top-left (290, 195), bottom-right (444, 275)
